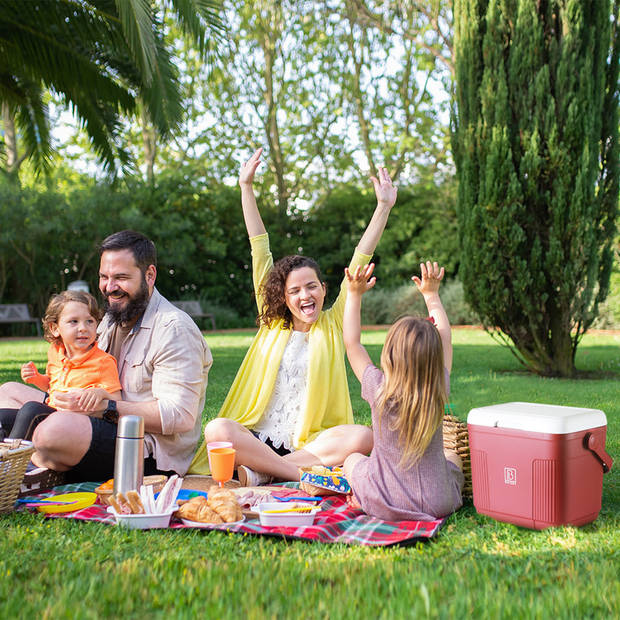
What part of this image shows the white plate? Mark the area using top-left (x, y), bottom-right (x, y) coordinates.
top-left (181, 516), bottom-right (245, 528)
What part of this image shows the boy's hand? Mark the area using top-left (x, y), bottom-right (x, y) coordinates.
top-left (412, 261), bottom-right (445, 297)
top-left (345, 263), bottom-right (377, 296)
top-left (370, 167), bottom-right (397, 209)
top-left (239, 147), bottom-right (263, 187)
top-left (76, 388), bottom-right (110, 413)
top-left (21, 361), bottom-right (39, 384)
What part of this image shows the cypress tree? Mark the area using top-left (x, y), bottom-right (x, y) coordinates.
top-left (452, 0), bottom-right (619, 376)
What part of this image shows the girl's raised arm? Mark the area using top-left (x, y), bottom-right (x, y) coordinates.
top-left (357, 167), bottom-right (397, 255)
top-left (343, 264), bottom-right (375, 382)
top-left (412, 261), bottom-right (453, 372)
top-left (239, 147), bottom-right (267, 238)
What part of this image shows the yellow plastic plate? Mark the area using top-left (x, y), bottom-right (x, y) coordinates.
top-left (36, 492), bottom-right (97, 514)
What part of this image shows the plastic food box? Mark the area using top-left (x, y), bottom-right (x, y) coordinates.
top-left (258, 502), bottom-right (319, 527)
top-left (467, 402), bottom-right (613, 529)
top-left (109, 507), bottom-right (175, 529)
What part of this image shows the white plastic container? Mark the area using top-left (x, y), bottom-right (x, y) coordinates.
top-left (258, 502), bottom-right (319, 527)
top-left (109, 507), bottom-right (174, 529)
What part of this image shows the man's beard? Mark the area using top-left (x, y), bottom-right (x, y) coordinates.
top-left (104, 276), bottom-right (150, 325)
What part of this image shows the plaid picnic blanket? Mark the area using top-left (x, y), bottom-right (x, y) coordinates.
top-left (21, 482), bottom-right (446, 547)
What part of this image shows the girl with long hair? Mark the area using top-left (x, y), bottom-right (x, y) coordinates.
top-left (342, 262), bottom-right (463, 520)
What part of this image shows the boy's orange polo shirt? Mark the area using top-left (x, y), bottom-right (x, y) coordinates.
top-left (46, 342), bottom-right (122, 408)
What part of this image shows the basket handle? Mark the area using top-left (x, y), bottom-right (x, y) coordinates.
top-left (584, 433), bottom-right (613, 473)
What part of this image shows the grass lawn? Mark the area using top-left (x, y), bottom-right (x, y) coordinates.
top-left (1, 328), bottom-right (618, 618)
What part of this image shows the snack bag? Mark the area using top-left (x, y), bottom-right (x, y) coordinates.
top-left (299, 465), bottom-right (351, 496)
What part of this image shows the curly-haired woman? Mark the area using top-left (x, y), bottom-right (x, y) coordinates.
top-left (188, 148), bottom-right (397, 485)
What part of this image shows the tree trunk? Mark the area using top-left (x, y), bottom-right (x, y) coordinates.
top-left (261, 29), bottom-right (288, 215)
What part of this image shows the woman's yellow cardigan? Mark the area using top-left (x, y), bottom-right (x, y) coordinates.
top-left (188, 233), bottom-right (371, 474)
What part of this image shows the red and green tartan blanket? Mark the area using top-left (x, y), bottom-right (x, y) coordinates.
top-left (21, 482), bottom-right (446, 547)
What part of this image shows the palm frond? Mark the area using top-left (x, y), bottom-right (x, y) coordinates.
top-left (14, 85), bottom-right (54, 174)
top-left (167, 0), bottom-right (226, 53)
top-left (113, 0), bottom-right (158, 85)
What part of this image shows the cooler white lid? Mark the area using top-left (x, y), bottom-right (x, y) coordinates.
top-left (467, 402), bottom-right (607, 434)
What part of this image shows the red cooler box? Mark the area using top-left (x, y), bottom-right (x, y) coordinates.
top-left (467, 402), bottom-right (613, 529)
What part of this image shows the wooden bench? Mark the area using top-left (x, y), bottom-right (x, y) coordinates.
top-left (0, 304), bottom-right (42, 336)
top-left (171, 300), bottom-right (216, 330)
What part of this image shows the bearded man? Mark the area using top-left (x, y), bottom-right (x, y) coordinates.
top-left (15, 230), bottom-right (212, 482)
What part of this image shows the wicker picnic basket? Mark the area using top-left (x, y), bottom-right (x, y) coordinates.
top-left (442, 414), bottom-right (472, 499)
top-left (0, 440), bottom-right (35, 514)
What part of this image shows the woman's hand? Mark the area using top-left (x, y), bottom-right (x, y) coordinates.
top-left (239, 147), bottom-right (263, 187)
top-left (345, 263), bottom-right (377, 297)
top-left (370, 167), bottom-right (397, 210)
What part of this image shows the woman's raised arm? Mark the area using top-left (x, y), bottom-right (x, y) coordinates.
top-left (239, 147), bottom-right (267, 238)
top-left (357, 167), bottom-right (397, 255)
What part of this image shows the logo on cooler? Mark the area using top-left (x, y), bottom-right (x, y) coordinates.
top-left (504, 467), bottom-right (517, 485)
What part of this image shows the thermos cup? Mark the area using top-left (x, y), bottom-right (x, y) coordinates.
top-left (113, 415), bottom-right (144, 495)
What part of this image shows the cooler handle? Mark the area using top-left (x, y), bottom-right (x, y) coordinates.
top-left (584, 433), bottom-right (613, 473)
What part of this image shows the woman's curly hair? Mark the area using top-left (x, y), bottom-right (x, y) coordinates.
top-left (257, 255), bottom-right (324, 329)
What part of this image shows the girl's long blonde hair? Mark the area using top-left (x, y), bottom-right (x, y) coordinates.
top-left (376, 316), bottom-right (447, 468)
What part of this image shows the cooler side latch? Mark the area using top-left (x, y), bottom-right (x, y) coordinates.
top-left (584, 433), bottom-right (614, 473)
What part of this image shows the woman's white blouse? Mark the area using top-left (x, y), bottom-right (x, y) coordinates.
top-left (252, 330), bottom-right (309, 450)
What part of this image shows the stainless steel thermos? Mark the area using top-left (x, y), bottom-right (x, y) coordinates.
top-left (113, 415), bottom-right (144, 495)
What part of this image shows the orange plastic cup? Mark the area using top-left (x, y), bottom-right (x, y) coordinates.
top-left (209, 447), bottom-right (236, 487)
top-left (207, 441), bottom-right (233, 470)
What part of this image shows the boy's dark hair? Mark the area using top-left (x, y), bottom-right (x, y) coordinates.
top-left (99, 230), bottom-right (157, 273)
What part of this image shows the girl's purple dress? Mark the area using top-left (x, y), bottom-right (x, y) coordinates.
top-left (349, 365), bottom-right (464, 521)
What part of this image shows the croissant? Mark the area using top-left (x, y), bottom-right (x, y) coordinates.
top-left (178, 497), bottom-right (223, 523)
top-left (207, 488), bottom-right (243, 523)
